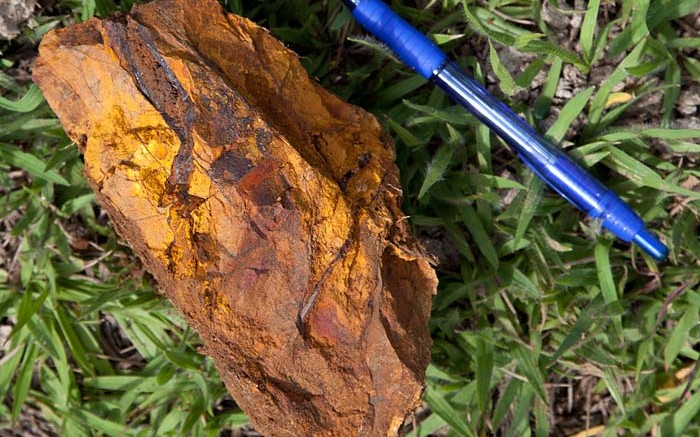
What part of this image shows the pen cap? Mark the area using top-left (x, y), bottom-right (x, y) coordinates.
top-left (346, 0), bottom-right (446, 79)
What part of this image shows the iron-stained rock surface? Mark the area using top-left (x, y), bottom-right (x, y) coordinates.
top-left (33, 0), bottom-right (437, 435)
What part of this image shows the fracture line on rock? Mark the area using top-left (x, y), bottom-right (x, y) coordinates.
top-left (297, 238), bottom-right (351, 331)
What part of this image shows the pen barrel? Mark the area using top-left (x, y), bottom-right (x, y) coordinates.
top-left (520, 153), bottom-right (644, 242)
top-left (434, 63), bottom-right (668, 258)
top-left (346, 0), bottom-right (446, 79)
top-left (434, 62), bottom-right (561, 166)
top-left (433, 63), bottom-right (620, 219)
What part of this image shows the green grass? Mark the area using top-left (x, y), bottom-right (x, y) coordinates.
top-left (1, 0), bottom-right (700, 435)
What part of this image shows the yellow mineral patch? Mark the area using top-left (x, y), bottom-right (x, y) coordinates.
top-left (187, 162), bottom-right (212, 200)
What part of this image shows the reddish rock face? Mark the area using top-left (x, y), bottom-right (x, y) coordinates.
top-left (33, 0), bottom-right (437, 435)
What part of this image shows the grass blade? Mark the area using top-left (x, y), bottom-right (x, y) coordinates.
top-left (604, 146), bottom-right (700, 198)
top-left (549, 299), bottom-right (604, 363)
top-left (424, 387), bottom-right (476, 437)
top-left (10, 288), bottom-right (50, 343)
top-left (511, 268), bottom-right (541, 300)
top-left (608, 0), bottom-right (649, 58)
top-left (661, 390), bottom-right (700, 437)
top-left (663, 59), bottom-right (681, 127)
top-left (488, 41), bottom-right (518, 96)
top-left (0, 346), bottom-right (24, 397)
top-left (594, 239), bottom-right (623, 335)
top-left (534, 57), bottom-right (562, 119)
top-left (513, 343), bottom-right (547, 402)
top-left (585, 41), bottom-right (646, 133)
top-left (594, 240), bottom-right (617, 304)
top-left (534, 397), bottom-right (549, 437)
top-left (663, 304), bottom-right (699, 368)
top-left (602, 368), bottom-right (626, 415)
top-left (475, 336), bottom-right (493, 414)
top-left (404, 100), bottom-right (474, 126)
top-left (513, 176), bottom-right (544, 247)
top-left (0, 143), bottom-right (69, 186)
top-left (387, 118), bottom-right (424, 148)
top-left (580, 0), bottom-right (600, 63)
top-left (406, 412), bottom-right (447, 437)
top-left (11, 343), bottom-right (38, 422)
top-left (0, 85), bottom-right (45, 113)
top-left (505, 383), bottom-right (534, 437)
top-left (492, 379), bottom-right (521, 430)
top-left (67, 407), bottom-right (131, 436)
top-left (460, 203), bottom-right (498, 269)
top-left (419, 143), bottom-right (455, 199)
top-left (545, 87), bottom-right (594, 143)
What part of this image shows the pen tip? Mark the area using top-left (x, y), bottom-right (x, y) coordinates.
top-left (633, 228), bottom-right (669, 262)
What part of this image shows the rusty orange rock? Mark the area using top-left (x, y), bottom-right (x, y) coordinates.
top-left (33, 0), bottom-right (437, 435)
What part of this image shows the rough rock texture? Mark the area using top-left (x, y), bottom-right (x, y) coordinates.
top-left (0, 0), bottom-right (36, 40)
top-left (32, 0), bottom-right (438, 435)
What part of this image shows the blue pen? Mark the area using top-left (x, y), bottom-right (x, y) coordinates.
top-left (342, 0), bottom-right (668, 261)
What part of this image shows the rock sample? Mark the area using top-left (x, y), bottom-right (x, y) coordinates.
top-left (33, 0), bottom-right (437, 435)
